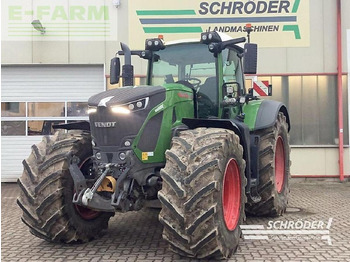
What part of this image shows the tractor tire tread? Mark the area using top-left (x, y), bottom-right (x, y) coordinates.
top-left (17, 130), bottom-right (112, 243)
top-left (246, 112), bottom-right (291, 217)
top-left (159, 128), bottom-right (246, 259)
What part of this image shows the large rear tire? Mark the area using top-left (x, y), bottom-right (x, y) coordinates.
top-left (17, 130), bottom-right (113, 243)
top-left (246, 112), bottom-right (291, 216)
top-left (159, 128), bottom-right (246, 259)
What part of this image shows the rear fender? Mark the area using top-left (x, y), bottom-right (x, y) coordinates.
top-left (253, 100), bottom-right (290, 131)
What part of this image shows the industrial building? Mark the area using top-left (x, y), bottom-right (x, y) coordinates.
top-left (1, 0), bottom-right (349, 181)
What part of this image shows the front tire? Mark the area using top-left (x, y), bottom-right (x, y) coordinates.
top-left (159, 128), bottom-right (246, 259)
top-left (17, 130), bottom-right (113, 243)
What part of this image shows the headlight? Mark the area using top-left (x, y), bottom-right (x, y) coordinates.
top-left (145, 38), bottom-right (165, 51)
top-left (111, 97), bottom-right (149, 114)
top-left (200, 31), bottom-right (221, 44)
top-left (88, 106), bottom-right (97, 114)
top-left (111, 106), bottom-right (131, 114)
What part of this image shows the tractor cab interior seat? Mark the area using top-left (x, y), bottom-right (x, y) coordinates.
top-left (198, 77), bottom-right (217, 99)
top-left (197, 77), bottom-right (218, 118)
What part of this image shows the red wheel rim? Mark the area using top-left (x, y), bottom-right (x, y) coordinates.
top-left (275, 136), bottom-right (285, 193)
top-left (74, 157), bottom-right (100, 220)
top-left (75, 204), bottom-right (100, 220)
top-left (222, 158), bottom-right (241, 231)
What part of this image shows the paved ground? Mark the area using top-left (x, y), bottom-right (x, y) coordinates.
top-left (2, 180), bottom-right (350, 262)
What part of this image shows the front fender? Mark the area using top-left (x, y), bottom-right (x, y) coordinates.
top-left (53, 121), bottom-right (90, 131)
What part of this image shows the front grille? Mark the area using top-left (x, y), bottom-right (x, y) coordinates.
top-left (138, 112), bottom-right (163, 152)
top-left (89, 107), bottom-right (147, 147)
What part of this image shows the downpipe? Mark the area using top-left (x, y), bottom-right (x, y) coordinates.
top-left (337, 0), bottom-right (344, 181)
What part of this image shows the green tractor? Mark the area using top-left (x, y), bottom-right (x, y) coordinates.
top-left (17, 30), bottom-right (290, 259)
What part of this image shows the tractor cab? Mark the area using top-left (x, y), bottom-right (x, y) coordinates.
top-left (111, 31), bottom-right (257, 120)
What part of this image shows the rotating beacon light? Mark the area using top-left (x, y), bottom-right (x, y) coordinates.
top-left (245, 24), bottom-right (253, 43)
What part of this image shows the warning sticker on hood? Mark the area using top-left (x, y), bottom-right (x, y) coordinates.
top-left (142, 152), bottom-right (154, 160)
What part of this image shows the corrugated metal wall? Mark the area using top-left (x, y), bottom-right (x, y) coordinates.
top-left (1, 137), bottom-right (42, 182)
top-left (1, 65), bottom-right (105, 102)
top-left (1, 65), bottom-right (105, 181)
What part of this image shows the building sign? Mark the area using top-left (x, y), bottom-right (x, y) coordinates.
top-left (129, 0), bottom-right (309, 48)
top-left (1, 0), bottom-right (117, 41)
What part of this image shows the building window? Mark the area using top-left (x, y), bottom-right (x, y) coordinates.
top-left (1, 102), bottom-right (26, 117)
top-left (28, 102), bottom-right (65, 117)
top-left (28, 120), bottom-right (65, 136)
top-left (254, 75), bottom-right (349, 146)
top-left (67, 102), bottom-right (88, 117)
top-left (1, 101), bottom-right (88, 136)
top-left (1, 121), bottom-right (26, 136)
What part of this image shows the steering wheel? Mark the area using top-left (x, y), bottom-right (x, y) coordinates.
top-left (184, 77), bottom-right (201, 89)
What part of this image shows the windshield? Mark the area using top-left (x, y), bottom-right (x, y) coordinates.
top-left (151, 43), bottom-right (218, 117)
top-left (150, 43), bottom-right (244, 118)
top-left (151, 43), bottom-right (216, 84)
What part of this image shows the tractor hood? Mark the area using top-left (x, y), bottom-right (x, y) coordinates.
top-left (87, 85), bottom-right (167, 165)
top-left (88, 85), bottom-right (165, 107)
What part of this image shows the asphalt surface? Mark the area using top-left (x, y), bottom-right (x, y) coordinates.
top-left (2, 180), bottom-right (350, 262)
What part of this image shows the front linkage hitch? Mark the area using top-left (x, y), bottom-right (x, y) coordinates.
top-left (69, 151), bottom-right (134, 213)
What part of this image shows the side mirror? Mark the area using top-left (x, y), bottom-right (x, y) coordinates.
top-left (243, 43), bottom-right (257, 74)
top-left (110, 57), bottom-right (120, 85)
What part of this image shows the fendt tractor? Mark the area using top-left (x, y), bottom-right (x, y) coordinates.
top-left (17, 27), bottom-right (291, 259)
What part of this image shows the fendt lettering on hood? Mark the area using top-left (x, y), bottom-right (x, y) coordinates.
top-left (94, 122), bottom-right (117, 128)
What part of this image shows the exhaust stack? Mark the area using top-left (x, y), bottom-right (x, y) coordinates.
top-left (120, 42), bottom-right (134, 86)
